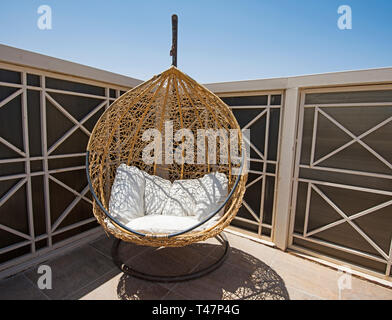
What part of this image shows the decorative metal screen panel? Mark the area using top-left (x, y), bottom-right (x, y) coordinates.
top-left (290, 86), bottom-right (392, 277)
top-left (0, 64), bottom-right (129, 273)
top-left (221, 93), bottom-right (282, 241)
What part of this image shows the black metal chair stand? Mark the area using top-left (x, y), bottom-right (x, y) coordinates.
top-left (111, 233), bottom-right (230, 282)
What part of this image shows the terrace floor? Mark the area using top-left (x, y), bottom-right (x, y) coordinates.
top-left (0, 231), bottom-right (391, 300)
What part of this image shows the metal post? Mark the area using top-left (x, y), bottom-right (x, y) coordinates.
top-left (170, 14), bottom-right (178, 67)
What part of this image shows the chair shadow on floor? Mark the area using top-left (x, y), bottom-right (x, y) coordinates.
top-left (115, 239), bottom-right (289, 300)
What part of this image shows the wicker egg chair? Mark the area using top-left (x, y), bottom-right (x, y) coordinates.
top-left (86, 15), bottom-right (247, 281)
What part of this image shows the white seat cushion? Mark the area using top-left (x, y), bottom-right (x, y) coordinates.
top-left (161, 172), bottom-right (228, 219)
top-left (124, 214), bottom-right (219, 234)
top-left (142, 171), bottom-right (172, 215)
top-left (108, 164), bottom-right (145, 224)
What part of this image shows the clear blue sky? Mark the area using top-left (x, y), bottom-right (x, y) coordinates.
top-left (0, 0), bottom-right (391, 83)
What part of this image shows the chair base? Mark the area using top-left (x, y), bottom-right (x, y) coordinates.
top-left (111, 233), bottom-right (230, 282)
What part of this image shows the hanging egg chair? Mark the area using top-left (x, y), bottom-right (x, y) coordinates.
top-left (86, 15), bottom-right (247, 279)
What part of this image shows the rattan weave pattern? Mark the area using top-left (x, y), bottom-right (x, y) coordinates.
top-left (87, 66), bottom-right (247, 247)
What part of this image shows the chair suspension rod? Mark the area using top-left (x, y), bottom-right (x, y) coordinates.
top-left (170, 14), bottom-right (178, 67)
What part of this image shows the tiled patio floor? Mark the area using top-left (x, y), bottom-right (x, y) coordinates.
top-left (0, 231), bottom-right (391, 300)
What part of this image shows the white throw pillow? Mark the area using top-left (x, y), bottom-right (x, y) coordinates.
top-left (108, 164), bottom-right (145, 224)
top-left (142, 171), bottom-right (172, 215)
top-left (194, 172), bottom-right (228, 221)
top-left (161, 178), bottom-right (198, 217)
top-left (161, 172), bottom-right (228, 220)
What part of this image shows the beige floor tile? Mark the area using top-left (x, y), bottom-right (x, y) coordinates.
top-left (2, 231), bottom-right (390, 300)
top-left (0, 274), bottom-right (49, 300)
top-left (117, 274), bottom-right (171, 300)
top-left (170, 249), bottom-right (289, 300)
top-left (79, 272), bottom-right (123, 300)
top-left (67, 268), bottom-right (122, 300)
top-left (270, 251), bottom-right (340, 299)
top-left (340, 276), bottom-right (392, 300)
top-left (161, 290), bottom-right (189, 300)
top-left (93, 235), bottom-right (152, 261)
top-left (81, 272), bottom-right (171, 300)
top-left (88, 234), bottom-right (115, 259)
top-left (286, 285), bottom-right (323, 300)
top-left (24, 244), bottom-right (115, 300)
top-left (224, 233), bottom-right (278, 266)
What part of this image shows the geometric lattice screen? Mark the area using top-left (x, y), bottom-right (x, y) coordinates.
top-left (291, 87), bottom-right (392, 277)
top-left (0, 66), bottom-right (127, 273)
top-left (2, 61), bottom-right (390, 281)
top-left (221, 94), bottom-right (282, 241)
